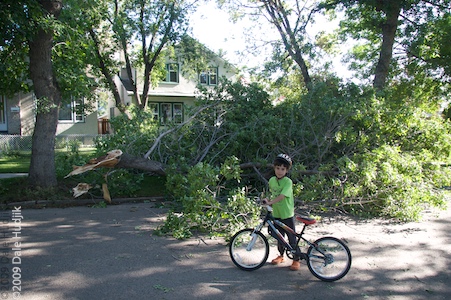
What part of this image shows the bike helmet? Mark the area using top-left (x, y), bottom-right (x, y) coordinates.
top-left (273, 153), bottom-right (292, 169)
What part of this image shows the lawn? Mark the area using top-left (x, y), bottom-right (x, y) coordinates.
top-left (0, 150), bottom-right (167, 203)
top-left (0, 149), bottom-right (97, 173)
top-left (0, 152), bottom-right (31, 173)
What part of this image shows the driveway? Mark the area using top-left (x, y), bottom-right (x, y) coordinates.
top-left (2, 200), bottom-right (450, 300)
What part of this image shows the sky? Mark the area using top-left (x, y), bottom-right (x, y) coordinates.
top-left (189, 2), bottom-right (250, 67)
top-left (189, 2), bottom-right (354, 79)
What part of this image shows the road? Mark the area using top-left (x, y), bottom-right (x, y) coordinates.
top-left (0, 201), bottom-right (450, 300)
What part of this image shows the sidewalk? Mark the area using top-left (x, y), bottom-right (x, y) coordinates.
top-left (0, 173), bottom-right (27, 179)
top-left (0, 200), bottom-right (449, 300)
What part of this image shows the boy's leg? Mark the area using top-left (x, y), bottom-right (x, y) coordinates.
top-left (281, 217), bottom-right (301, 271)
top-left (281, 217), bottom-right (300, 258)
top-left (271, 221), bottom-right (286, 264)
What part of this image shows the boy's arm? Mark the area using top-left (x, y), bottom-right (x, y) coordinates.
top-left (263, 194), bottom-right (285, 205)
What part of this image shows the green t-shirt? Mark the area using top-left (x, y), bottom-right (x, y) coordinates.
top-left (268, 176), bottom-right (294, 219)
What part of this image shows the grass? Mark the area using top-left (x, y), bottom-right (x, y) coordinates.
top-left (0, 148), bottom-right (96, 173)
top-left (0, 152), bottom-right (31, 173)
top-left (0, 149), bottom-right (168, 204)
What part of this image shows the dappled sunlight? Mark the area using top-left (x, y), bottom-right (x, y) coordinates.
top-left (74, 231), bottom-right (116, 241)
top-left (13, 202), bottom-right (451, 299)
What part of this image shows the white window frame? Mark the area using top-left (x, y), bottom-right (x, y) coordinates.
top-left (59, 98), bottom-right (85, 123)
top-left (200, 67), bottom-right (218, 86)
top-left (148, 103), bottom-right (159, 122)
top-left (163, 63), bottom-right (179, 83)
top-left (148, 102), bottom-right (184, 125)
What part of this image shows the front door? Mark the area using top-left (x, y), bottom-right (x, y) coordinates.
top-left (0, 96), bottom-right (6, 132)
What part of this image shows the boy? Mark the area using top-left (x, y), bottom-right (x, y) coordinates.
top-left (262, 153), bottom-right (300, 271)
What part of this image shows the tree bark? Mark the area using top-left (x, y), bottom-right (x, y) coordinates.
top-left (88, 28), bottom-right (126, 114)
top-left (373, 0), bottom-right (402, 90)
top-left (28, 0), bottom-right (63, 188)
top-left (116, 153), bottom-right (166, 175)
top-left (262, 0), bottom-right (312, 90)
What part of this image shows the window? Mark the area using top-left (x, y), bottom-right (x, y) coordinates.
top-left (59, 98), bottom-right (85, 123)
top-left (199, 67), bottom-right (218, 85)
top-left (163, 63), bottom-right (179, 83)
top-left (148, 103), bottom-right (159, 121)
top-left (173, 103), bottom-right (183, 124)
top-left (148, 102), bottom-right (183, 124)
top-left (160, 103), bottom-right (172, 124)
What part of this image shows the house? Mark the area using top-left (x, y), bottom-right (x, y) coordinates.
top-left (0, 47), bottom-right (238, 147)
top-left (111, 54), bottom-right (238, 126)
top-left (0, 93), bottom-right (99, 136)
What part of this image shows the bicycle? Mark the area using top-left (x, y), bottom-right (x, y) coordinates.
top-left (229, 201), bottom-right (352, 282)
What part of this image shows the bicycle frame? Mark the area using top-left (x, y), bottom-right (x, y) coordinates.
top-left (252, 205), bottom-right (315, 258)
top-left (230, 203), bottom-right (352, 281)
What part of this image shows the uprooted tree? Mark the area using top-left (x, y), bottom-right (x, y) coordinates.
top-left (75, 78), bottom-right (451, 226)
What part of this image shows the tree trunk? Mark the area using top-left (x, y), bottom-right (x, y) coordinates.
top-left (88, 28), bottom-right (126, 114)
top-left (28, 0), bottom-right (63, 188)
top-left (373, 0), bottom-right (402, 90)
top-left (116, 153), bottom-right (166, 175)
top-left (261, 0), bottom-right (312, 90)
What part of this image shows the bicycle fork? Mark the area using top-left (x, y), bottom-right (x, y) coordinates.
top-left (246, 222), bottom-right (265, 251)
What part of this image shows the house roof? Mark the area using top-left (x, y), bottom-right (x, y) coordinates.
top-left (120, 78), bottom-right (134, 92)
top-left (127, 90), bottom-right (196, 97)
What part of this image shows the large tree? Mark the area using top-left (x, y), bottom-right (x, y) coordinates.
top-left (328, 0), bottom-right (451, 89)
top-left (68, 0), bottom-right (197, 112)
top-left (0, 0), bottom-right (199, 188)
top-left (0, 0), bottom-right (64, 188)
top-left (1, 0), bottom-right (98, 188)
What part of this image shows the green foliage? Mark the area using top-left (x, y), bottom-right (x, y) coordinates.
top-left (220, 156), bottom-right (242, 182)
top-left (99, 75), bottom-right (451, 224)
top-left (337, 145), bottom-right (449, 220)
top-left (55, 151), bottom-right (89, 179)
top-left (0, 0), bottom-right (42, 96)
top-left (106, 170), bottom-right (145, 197)
top-left (155, 158), bottom-right (260, 239)
top-left (95, 106), bottom-right (159, 156)
top-left (290, 82), bottom-right (451, 220)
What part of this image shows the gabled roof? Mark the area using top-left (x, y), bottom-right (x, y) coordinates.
top-left (120, 78), bottom-right (134, 92)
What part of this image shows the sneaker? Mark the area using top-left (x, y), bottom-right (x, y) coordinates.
top-left (271, 255), bottom-right (285, 265)
top-left (289, 260), bottom-right (301, 271)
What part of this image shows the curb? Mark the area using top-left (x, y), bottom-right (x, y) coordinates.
top-left (1, 196), bottom-right (166, 209)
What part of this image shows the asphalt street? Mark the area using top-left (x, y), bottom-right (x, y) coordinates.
top-left (0, 200), bottom-right (450, 300)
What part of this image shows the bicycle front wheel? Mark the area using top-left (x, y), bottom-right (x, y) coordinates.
top-left (307, 236), bottom-right (351, 282)
top-left (229, 228), bottom-right (269, 271)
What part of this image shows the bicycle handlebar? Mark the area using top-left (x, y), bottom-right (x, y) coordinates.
top-left (256, 197), bottom-right (273, 212)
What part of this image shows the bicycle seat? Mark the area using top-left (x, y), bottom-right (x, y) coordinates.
top-left (295, 215), bottom-right (317, 225)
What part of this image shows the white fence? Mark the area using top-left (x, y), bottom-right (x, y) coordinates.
top-left (0, 134), bottom-right (101, 151)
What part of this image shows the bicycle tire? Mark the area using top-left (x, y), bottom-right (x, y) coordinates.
top-left (229, 228), bottom-right (269, 271)
top-left (306, 236), bottom-right (351, 282)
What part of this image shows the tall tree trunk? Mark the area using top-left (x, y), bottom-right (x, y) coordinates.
top-left (28, 0), bottom-right (63, 188)
top-left (373, 0), bottom-right (402, 90)
top-left (261, 0), bottom-right (312, 90)
top-left (88, 28), bottom-right (126, 114)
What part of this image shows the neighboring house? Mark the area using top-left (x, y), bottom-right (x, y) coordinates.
top-left (0, 48), bottom-right (238, 139)
top-left (111, 55), bottom-right (238, 125)
top-left (0, 92), bottom-right (98, 136)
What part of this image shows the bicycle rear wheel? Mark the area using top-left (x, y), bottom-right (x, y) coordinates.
top-left (229, 228), bottom-right (269, 271)
top-left (306, 236), bottom-right (351, 282)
